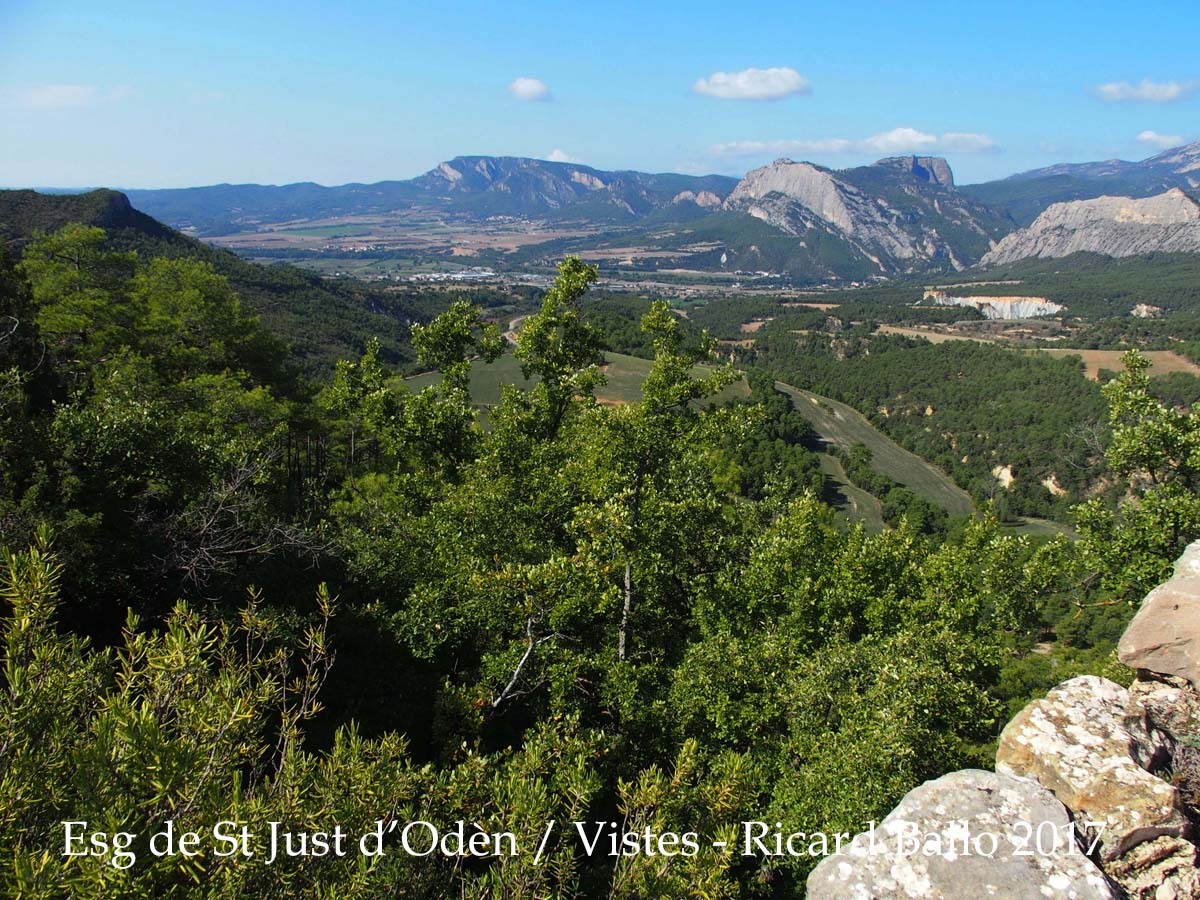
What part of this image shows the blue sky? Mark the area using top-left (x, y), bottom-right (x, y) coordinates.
top-left (1, 0), bottom-right (1198, 188)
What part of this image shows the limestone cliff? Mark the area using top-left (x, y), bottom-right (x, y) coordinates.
top-left (721, 157), bottom-right (1006, 274)
top-left (875, 155), bottom-right (955, 188)
top-left (982, 188), bottom-right (1200, 266)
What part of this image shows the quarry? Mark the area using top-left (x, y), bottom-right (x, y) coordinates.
top-left (922, 289), bottom-right (1065, 319)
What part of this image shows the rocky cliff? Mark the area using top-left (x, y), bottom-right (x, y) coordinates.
top-left (808, 541), bottom-right (1200, 899)
top-left (875, 155), bottom-right (956, 187)
top-left (720, 157), bottom-right (1009, 275)
top-left (980, 188), bottom-right (1200, 266)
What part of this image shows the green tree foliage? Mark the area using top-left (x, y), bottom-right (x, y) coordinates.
top-left (0, 540), bottom-right (618, 898)
top-left (514, 257), bottom-right (606, 435)
top-left (758, 326), bottom-right (1108, 519)
top-left (837, 444), bottom-right (950, 535)
top-left (0, 230), bottom-right (1177, 897)
top-left (2, 226), bottom-right (307, 625)
top-left (1073, 350), bottom-right (1200, 602)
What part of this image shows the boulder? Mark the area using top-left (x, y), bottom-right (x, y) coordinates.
top-left (996, 676), bottom-right (1188, 860)
top-left (806, 769), bottom-right (1115, 899)
top-left (1119, 572), bottom-right (1200, 690)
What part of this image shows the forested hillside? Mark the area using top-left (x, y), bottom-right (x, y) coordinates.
top-left (754, 325), bottom-right (1109, 520)
top-left (1, 227), bottom-right (1198, 896)
top-left (0, 189), bottom-right (533, 375)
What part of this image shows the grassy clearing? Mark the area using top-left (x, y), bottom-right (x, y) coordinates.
top-left (275, 224), bottom-right (376, 237)
top-left (876, 324), bottom-right (998, 344)
top-left (775, 382), bottom-right (975, 518)
top-left (876, 329), bottom-right (1200, 381)
top-left (1008, 517), bottom-right (1078, 539)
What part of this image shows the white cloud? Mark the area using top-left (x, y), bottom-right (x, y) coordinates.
top-left (1096, 79), bottom-right (1195, 103)
top-left (7, 84), bottom-right (98, 109)
top-left (709, 128), bottom-right (997, 159)
top-left (508, 77), bottom-right (550, 102)
top-left (545, 149), bottom-right (579, 163)
top-left (940, 132), bottom-right (998, 152)
top-left (1136, 130), bottom-right (1185, 149)
top-left (692, 67), bottom-right (810, 101)
top-left (861, 127), bottom-right (938, 153)
top-left (709, 138), bottom-right (851, 157)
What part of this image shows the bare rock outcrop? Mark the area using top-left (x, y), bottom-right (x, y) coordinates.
top-left (982, 189), bottom-right (1200, 266)
top-left (997, 676), bottom-right (1187, 859)
top-left (1127, 675), bottom-right (1200, 760)
top-left (924, 289), bottom-right (1065, 319)
top-left (806, 769), bottom-right (1116, 899)
top-left (875, 155), bottom-right (955, 187)
top-left (724, 160), bottom-right (857, 234)
top-left (722, 158), bottom-right (997, 273)
top-left (1119, 542), bottom-right (1200, 688)
top-left (1105, 835), bottom-right (1200, 900)
top-left (671, 189), bottom-right (722, 208)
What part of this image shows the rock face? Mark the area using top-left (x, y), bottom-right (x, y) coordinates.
top-left (875, 155), bottom-right (956, 187)
top-left (996, 676), bottom-right (1187, 860)
top-left (724, 160), bottom-right (856, 232)
top-left (721, 157), bottom-right (1006, 275)
top-left (806, 769), bottom-right (1116, 899)
top-left (923, 289), bottom-right (1064, 319)
top-left (670, 189), bottom-right (722, 208)
top-left (981, 189), bottom-right (1200, 265)
top-left (1119, 541), bottom-right (1200, 688)
top-left (1128, 675), bottom-right (1200, 751)
top-left (962, 139), bottom-right (1200, 225)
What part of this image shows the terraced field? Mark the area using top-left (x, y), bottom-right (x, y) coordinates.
top-left (774, 382), bottom-right (976, 518)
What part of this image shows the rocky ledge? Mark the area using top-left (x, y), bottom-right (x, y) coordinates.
top-left (809, 541), bottom-right (1200, 899)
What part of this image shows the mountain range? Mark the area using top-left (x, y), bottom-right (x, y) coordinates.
top-left (123, 158), bottom-right (740, 236)
top-left (961, 141), bottom-right (1200, 225)
top-left (31, 139), bottom-right (1200, 283)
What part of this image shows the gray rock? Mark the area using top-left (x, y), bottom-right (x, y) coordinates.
top-left (720, 157), bottom-right (998, 274)
top-left (806, 769), bottom-right (1115, 899)
top-left (1173, 540), bottom-right (1200, 580)
top-left (997, 676), bottom-right (1188, 861)
top-left (982, 189), bottom-right (1200, 266)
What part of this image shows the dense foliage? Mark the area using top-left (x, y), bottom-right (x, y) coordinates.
top-left (755, 325), bottom-right (1109, 520)
top-left (1, 230), bottom-right (1196, 896)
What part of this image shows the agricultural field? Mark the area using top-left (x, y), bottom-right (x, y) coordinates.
top-left (817, 453), bottom-right (886, 532)
top-left (1027, 348), bottom-right (1200, 381)
top-left (876, 324), bottom-right (998, 344)
top-left (774, 382), bottom-right (976, 518)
